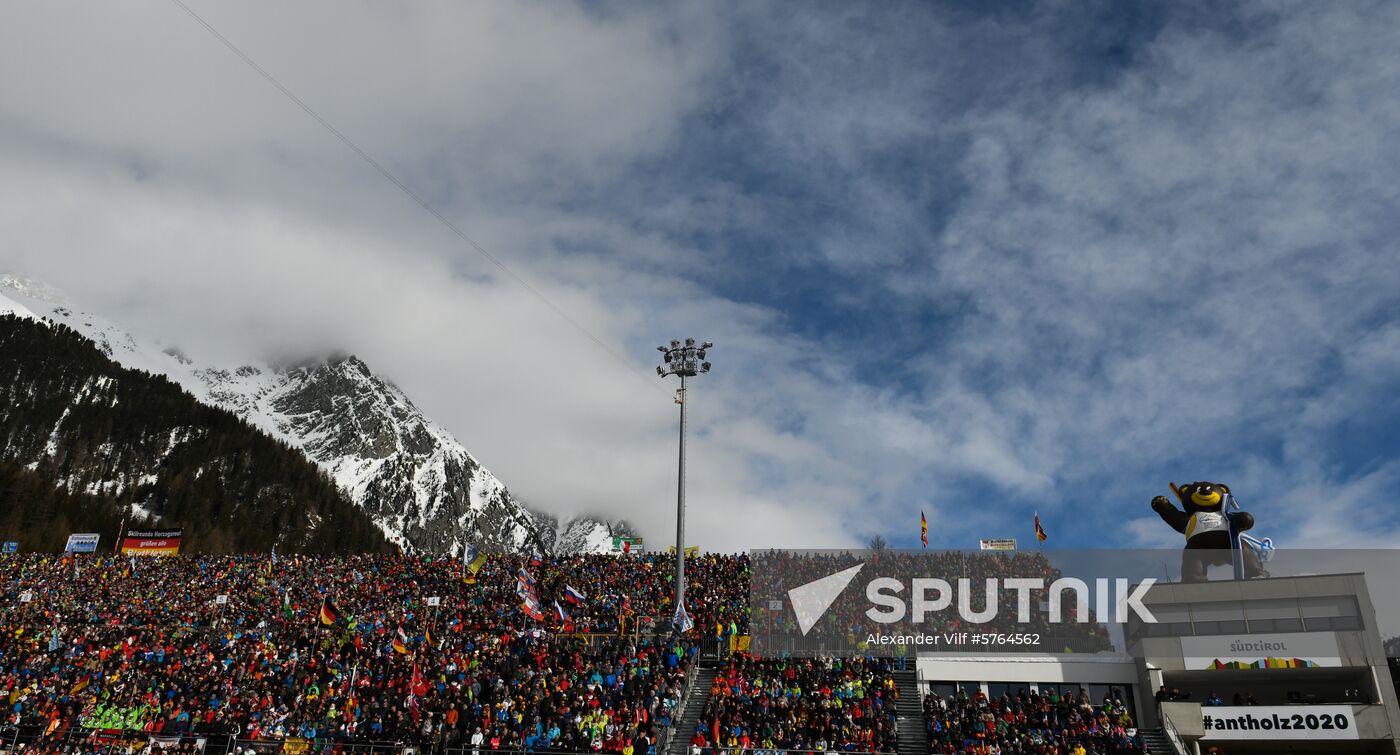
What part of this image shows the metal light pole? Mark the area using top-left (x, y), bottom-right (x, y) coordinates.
top-left (657, 338), bottom-right (711, 632)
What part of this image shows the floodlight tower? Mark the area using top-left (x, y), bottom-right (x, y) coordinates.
top-left (656, 338), bottom-right (712, 631)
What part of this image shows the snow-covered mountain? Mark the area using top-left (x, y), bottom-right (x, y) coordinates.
top-left (0, 274), bottom-right (622, 555)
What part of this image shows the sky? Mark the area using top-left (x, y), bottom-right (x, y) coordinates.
top-left (2, 0), bottom-right (1400, 552)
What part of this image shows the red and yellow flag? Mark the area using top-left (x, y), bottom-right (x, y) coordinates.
top-left (1035, 512), bottom-right (1048, 543)
top-left (920, 511), bottom-right (928, 548)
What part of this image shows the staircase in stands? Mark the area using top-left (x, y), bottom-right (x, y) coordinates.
top-left (893, 669), bottom-right (928, 755)
top-left (665, 659), bottom-right (719, 755)
top-left (1139, 727), bottom-right (1179, 754)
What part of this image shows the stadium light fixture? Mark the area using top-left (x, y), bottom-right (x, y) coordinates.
top-left (656, 337), bottom-right (713, 633)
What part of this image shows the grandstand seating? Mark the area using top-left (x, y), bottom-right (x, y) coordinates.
top-left (0, 550), bottom-right (1143, 755)
top-left (923, 686), bottom-right (1142, 754)
top-left (0, 553), bottom-right (745, 754)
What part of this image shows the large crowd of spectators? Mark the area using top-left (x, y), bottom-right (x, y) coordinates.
top-left (923, 687), bottom-right (1140, 754)
top-left (0, 552), bottom-right (748, 754)
top-left (2, 549), bottom-right (1144, 755)
top-left (689, 656), bottom-right (899, 755)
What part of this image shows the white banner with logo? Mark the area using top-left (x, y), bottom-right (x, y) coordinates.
top-left (1201, 705), bottom-right (1358, 740)
top-left (64, 533), bottom-right (101, 553)
top-left (1181, 632), bottom-right (1340, 669)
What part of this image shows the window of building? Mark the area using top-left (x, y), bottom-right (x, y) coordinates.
top-left (1191, 601), bottom-right (1246, 635)
top-left (1247, 616), bottom-right (1303, 632)
top-left (927, 682), bottom-right (956, 702)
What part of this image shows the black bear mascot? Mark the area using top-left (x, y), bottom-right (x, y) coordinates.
top-left (1151, 481), bottom-right (1266, 582)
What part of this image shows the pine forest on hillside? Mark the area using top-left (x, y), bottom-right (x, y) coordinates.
top-left (0, 314), bottom-right (392, 554)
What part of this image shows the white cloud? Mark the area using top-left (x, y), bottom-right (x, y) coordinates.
top-left (3, 1), bottom-right (1400, 552)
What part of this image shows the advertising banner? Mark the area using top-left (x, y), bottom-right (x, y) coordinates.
top-left (1181, 632), bottom-right (1341, 670)
top-left (979, 538), bottom-right (1018, 550)
top-left (1200, 705), bottom-right (1358, 740)
top-left (1, 541), bottom-right (17, 553)
top-left (121, 529), bottom-right (183, 556)
top-left (64, 533), bottom-right (101, 553)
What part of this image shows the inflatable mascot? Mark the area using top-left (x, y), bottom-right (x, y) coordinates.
top-left (1151, 481), bottom-right (1267, 582)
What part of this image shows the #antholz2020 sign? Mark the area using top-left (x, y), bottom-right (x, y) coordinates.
top-left (1200, 705), bottom-right (1358, 740)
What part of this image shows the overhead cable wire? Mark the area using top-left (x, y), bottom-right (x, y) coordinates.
top-left (167, 0), bottom-right (670, 397)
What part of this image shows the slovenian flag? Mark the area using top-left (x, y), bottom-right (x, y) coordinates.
top-left (530, 550), bottom-right (544, 567)
top-left (554, 600), bottom-right (568, 622)
top-left (921, 511), bottom-right (928, 548)
top-left (392, 626), bottom-right (410, 655)
top-left (521, 595), bottom-right (545, 621)
top-left (563, 585), bottom-right (585, 605)
top-left (516, 568), bottom-right (536, 587)
top-left (1035, 512), bottom-right (1048, 543)
top-left (319, 599), bottom-right (341, 626)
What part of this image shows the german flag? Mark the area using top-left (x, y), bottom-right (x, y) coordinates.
top-left (392, 626), bottom-right (410, 655)
top-left (424, 624), bottom-right (434, 648)
top-left (319, 599), bottom-right (341, 626)
top-left (1035, 512), bottom-right (1048, 543)
top-left (920, 511), bottom-right (928, 548)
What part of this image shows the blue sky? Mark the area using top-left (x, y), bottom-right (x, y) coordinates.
top-left (2, 1), bottom-right (1399, 551)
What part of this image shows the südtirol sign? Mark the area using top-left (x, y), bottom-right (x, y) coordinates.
top-left (1181, 632), bottom-right (1341, 669)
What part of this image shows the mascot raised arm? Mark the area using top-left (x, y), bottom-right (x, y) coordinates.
top-left (1151, 481), bottom-right (1266, 582)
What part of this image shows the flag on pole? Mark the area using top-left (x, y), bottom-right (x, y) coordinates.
top-left (464, 544), bottom-right (488, 574)
top-left (516, 568), bottom-right (536, 587)
top-left (411, 661), bottom-right (428, 696)
top-left (1035, 512), bottom-right (1048, 543)
top-left (319, 599), bottom-right (341, 626)
top-left (920, 511), bottom-right (928, 548)
top-left (674, 601), bottom-right (694, 633)
top-left (521, 595), bottom-right (545, 621)
top-left (622, 540), bottom-right (631, 555)
top-left (553, 600), bottom-right (568, 622)
top-left (530, 550), bottom-right (544, 567)
top-left (392, 626), bottom-right (410, 655)
top-left (424, 624), bottom-right (434, 648)
top-left (563, 585), bottom-right (586, 605)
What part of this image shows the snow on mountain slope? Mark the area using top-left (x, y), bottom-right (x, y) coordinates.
top-left (0, 291), bottom-right (36, 319)
top-left (0, 274), bottom-right (617, 556)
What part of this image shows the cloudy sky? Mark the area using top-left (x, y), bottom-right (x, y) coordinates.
top-left (3, 1), bottom-right (1400, 552)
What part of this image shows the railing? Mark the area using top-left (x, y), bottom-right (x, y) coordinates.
top-left (2, 724), bottom-right (898, 755)
top-left (655, 650), bottom-right (703, 755)
top-left (691, 749), bottom-right (895, 755)
top-left (1159, 709), bottom-right (1190, 755)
